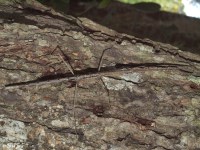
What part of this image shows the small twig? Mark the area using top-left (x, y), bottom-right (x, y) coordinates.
top-left (98, 46), bottom-right (113, 72)
top-left (58, 53), bottom-right (74, 75)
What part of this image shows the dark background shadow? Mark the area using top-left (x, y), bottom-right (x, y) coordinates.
top-left (40, 0), bottom-right (200, 54)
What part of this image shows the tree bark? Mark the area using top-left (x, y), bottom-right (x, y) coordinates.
top-left (0, 0), bottom-right (200, 149)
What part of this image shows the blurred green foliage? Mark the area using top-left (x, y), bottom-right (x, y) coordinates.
top-left (98, 0), bottom-right (112, 8)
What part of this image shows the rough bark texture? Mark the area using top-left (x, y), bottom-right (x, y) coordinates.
top-left (0, 0), bottom-right (200, 150)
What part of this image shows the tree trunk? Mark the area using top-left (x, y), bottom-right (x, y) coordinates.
top-left (0, 0), bottom-right (200, 149)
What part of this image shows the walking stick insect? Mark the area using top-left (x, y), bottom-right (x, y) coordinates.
top-left (58, 45), bottom-right (113, 139)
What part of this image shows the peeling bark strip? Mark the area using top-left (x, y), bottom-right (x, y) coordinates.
top-left (0, 0), bottom-right (200, 149)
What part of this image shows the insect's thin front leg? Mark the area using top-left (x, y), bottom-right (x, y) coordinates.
top-left (98, 46), bottom-right (113, 72)
top-left (73, 79), bottom-right (78, 138)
